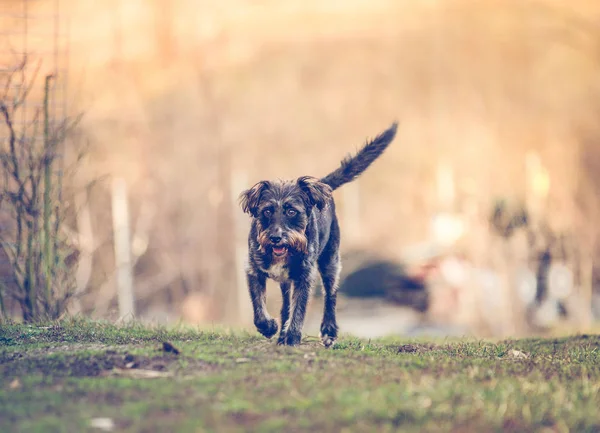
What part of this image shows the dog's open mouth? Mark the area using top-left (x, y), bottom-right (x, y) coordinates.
top-left (272, 246), bottom-right (288, 257)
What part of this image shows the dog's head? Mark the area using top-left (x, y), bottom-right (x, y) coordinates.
top-left (239, 176), bottom-right (332, 259)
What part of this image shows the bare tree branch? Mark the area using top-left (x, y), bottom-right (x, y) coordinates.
top-left (0, 57), bottom-right (88, 321)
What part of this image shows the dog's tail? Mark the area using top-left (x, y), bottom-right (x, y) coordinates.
top-left (320, 122), bottom-right (398, 191)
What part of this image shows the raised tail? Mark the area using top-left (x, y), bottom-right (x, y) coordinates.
top-left (320, 122), bottom-right (398, 191)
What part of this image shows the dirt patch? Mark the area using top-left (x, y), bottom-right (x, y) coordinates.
top-left (229, 411), bottom-right (268, 426)
top-left (396, 343), bottom-right (439, 354)
top-left (0, 343), bottom-right (117, 365)
top-left (0, 349), bottom-right (213, 379)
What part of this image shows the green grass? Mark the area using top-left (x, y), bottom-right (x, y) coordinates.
top-left (1, 318), bottom-right (600, 432)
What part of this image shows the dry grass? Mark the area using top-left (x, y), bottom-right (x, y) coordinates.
top-left (2, 320), bottom-right (600, 432)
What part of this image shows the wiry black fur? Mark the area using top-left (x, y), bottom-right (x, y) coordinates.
top-left (239, 122), bottom-right (398, 347)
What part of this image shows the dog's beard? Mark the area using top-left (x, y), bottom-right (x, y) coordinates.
top-left (256, 228), bottom-right (308, 255)
top-left (257, 230), bottom-right (270, 253)
top-left (286, 230), bottom-right (308, 254)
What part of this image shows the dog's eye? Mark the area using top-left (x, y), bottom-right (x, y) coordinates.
top-left (286, 209), bottom-right (297, 217)
top-left (263, 209), bottom-right (272, 217)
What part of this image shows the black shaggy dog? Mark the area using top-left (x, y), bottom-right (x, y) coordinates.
top-left (239, 122), bottom-right (398, 347)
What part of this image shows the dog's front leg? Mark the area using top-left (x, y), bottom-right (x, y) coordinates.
top-left (278, 272), bottom-right (315, 346)
top-left (247, 271), bottom-right (278, 339)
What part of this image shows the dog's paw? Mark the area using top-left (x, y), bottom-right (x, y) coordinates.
top-left (276, 333), bottom-right (286, 346)
top-left (277, 330), bottom-right (302, 346)
top-left (320, 334), bottom-right (337, 348)
top-left (255, 318), bottom-right (278, 339)
top-left (320, 323), bottom-right (338, 348)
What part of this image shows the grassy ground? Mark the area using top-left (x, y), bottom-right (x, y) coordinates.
top-left (1, 319), bottom-right (599, 433)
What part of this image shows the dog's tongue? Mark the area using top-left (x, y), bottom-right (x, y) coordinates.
top-left (273, 246), bottom-right (286, 255)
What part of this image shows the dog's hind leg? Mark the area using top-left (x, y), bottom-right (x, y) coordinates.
top-left (317, 221), bottom-right (341, 348)
top-left (318, 250), bottom-right (341, 348)
top-left (278, 273), bottom-right (315, 346)
top-left (247, 271), bottom-right (278, 339)
top-left (278, 281), bottom-right (292, 340)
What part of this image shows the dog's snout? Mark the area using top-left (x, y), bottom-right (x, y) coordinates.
top-left (269, 226), bottom-right (283, 244)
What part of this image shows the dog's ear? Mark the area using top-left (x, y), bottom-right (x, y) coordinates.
top-left (239, 181), bottom-right (269, 217)
top-left (297, 176), bottom-right (332, 211)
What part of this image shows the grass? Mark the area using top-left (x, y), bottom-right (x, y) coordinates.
top-left (1, 318), bottom-right (600, 432)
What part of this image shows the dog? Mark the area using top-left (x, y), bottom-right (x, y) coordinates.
top-left (239, 122), bottom-right (398, 347)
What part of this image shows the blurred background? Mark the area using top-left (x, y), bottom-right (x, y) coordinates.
top-left (1, 0), bottom-right (600, 338)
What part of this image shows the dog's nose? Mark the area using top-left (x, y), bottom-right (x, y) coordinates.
top-left (269, 236), bottom-right (282, 244)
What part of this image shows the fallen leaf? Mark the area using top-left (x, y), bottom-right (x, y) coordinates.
top-left (162, 341), bottom-right (180, 355)
top-left (235, 358), bottom-right (251, 363)
top-left (508, 349), bottom-right (529, 359)
top-left (9, 378), bottom-right (21, 389)
top-left (90, 417), bottom-right (114, 431)
top-left (109, 368), bottom-right (173, 379)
